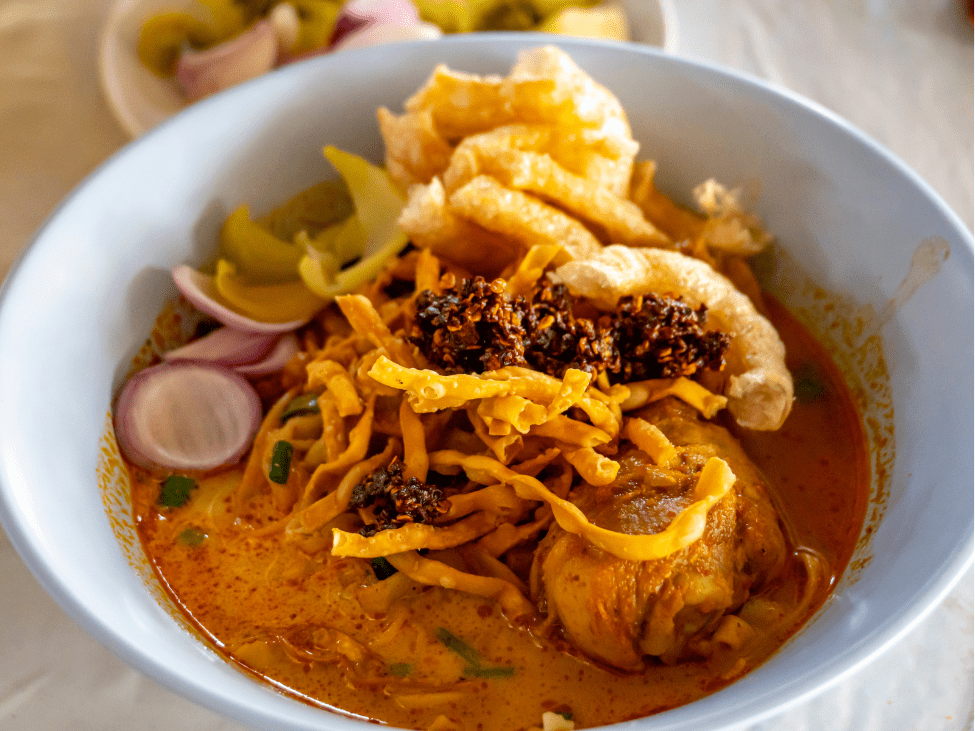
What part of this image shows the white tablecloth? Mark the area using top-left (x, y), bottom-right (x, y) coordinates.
top-left (0, 0), bottom-right (971, 728)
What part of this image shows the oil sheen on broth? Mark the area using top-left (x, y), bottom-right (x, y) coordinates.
top-left (118, 47), bottom-right (871, 731)
top-left (128, 298), bottom-right (867, 730)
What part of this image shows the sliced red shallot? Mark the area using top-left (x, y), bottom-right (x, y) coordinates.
top-left (163, 326), bottom-right (278, 366)
top-left (269, 2), bottom-right (300, 54)
top-left (175, 19), bottom-right (278, 101)
top-left (173, 264), bottom-right (308, 334)
top-left (115, 361), bottom-right (262, 472)
top-left (328, 0), bottom-right (440, 51)
top-left (330, 0), bottom-right (420, 44)
top-left (330, 20), bottom-right (441, 52)
top-left (234, 332), bottom-right (300, 376)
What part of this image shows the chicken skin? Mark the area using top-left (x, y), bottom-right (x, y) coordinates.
top-left (532, 398), bottom-right (787, 670)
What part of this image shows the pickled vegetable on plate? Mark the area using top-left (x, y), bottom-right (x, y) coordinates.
top-left (137, 0), bottom-right (629, 101)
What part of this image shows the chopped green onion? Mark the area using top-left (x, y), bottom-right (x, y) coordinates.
top-left (371, 556), bottom-right (398, 580)
top-left (177, 527), bottom-right (207, 547)
top-left (268, 440), bottom-right (293, 484)
top-left (281, 393), bottom-right (320, 422)
top-left (387, 662), bottom-right (412, 677)
top-left (437, 628), bottom-right (514, 679)
top-left (470, 665), bottom-right (515, 678)
top-left (793, 363), bottom-right (826, 403)
top-left (436, 627), bottom-right (483, 667)
top-left (158, 475), bottom-right (197, 508)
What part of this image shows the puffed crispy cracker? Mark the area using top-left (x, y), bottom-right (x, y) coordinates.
top-left (442, 124), bottom-right (636, 198)
top-left (377, 107), bottom-right (455, 190)
top-left (398, 177), bottom-right (522, 275)
top-left (504, 46), bottom-right (633, 144)
top-left (551, 244), bottom-right (793, 431)
top-left (442, 142), bottom-right (670, 249)
top-left (398, 47), bottom-right (638, 192)
top-left (447, 175), bottom-right (603, 262)
top-left (404, 65), bottom-right (511, 141)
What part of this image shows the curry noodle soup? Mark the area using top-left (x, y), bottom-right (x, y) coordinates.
top-left (113, 47), bottom-right (870, 731)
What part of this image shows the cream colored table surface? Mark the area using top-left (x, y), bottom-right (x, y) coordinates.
top-left (0, 0), bottom-right (972, 728)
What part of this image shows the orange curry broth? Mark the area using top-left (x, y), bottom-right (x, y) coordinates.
top-left (128, 297), bottom-right (869, 731)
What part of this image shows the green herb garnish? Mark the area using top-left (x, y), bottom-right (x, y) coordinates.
top-left (436, 628), bottom-right (483, 666)
top-left (281, 393), bottom-right (320, 423)
top-left (470, 665), bottom-right (515, 678)
top-left (793, 363), bottom-right (827, 403)
top-left (158, 475), bottom-right (197, 508)
top-left (387, 662), bottom-right (413, 677)
top-left (371, 556), bottom-right (398, 580)
top-left (436, 627), bottom-right (514, 680)
top-left (268, 440), bottom-right (293, 484)
top-left (177, 527), bottom-right (207, 547)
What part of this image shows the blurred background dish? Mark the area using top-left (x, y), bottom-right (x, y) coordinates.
top-left (97, 0), bottom-right (678, 138)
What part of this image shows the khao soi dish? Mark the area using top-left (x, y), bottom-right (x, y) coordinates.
top-left (114, 47), bottom-right (869, 730)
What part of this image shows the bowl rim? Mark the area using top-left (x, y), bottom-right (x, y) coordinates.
top-left (1, 33), bottom-right (973, 731)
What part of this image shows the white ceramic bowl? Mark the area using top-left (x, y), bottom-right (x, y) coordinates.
top-left (1, 36), bottom-right (971, 731)
top-left (98, 0), bottom-right (679, 138)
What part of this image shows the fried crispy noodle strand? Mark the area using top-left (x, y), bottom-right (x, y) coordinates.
top-left (399, 398), bottom-right (429, 482)
top-left (335, 294), bottom-right (417, 368)
top-left (530, 415), bottom-right (611, 448)
top-left (506, 243), bottom-right (569, 298)
top-left (302, 395), bottom-right (377, 492)
top-left (331, 511), bottom-right (500, 558)
top-left (289, 439), bottom-right (400, 537)
top-left (572, 393), bottom-right (620, 438)
top-left (441, 483), bottom-right (530, 520)
top-left (303, 391), bottom-right (347, 466)
top-left (622, 418), bottom-right (679, 469)
top-left (560, 446), bottom-right (620, 486)
top-left (510, 447), bottom-right (562, 477)
top-left (448, 175), bottom-right (603, 262)
top-left (620, 378), bottom-right (728, 419)
top-left (551, 245), bottom-right (793, 430)
top-left (306, 360), bottom-right (363, 417)
top-left (476, 506), bottom-right (554, 558)
top-left (414, 247), bottom-right (442, 295)
top-left (458, 544), bottom-right (529, 595)
top-left (399, 47), bottom-right (635, 166)
top-left (467, 404), bottom-right (523, 464)
top-left (384, 551), bottom-right (534, 622)
top-left (428, 450), bottom-right (737, 562)
top-left (546, 368), bottom-right (592, 417)
top-left (477, 395), bottom-right (547, 435)
top-left (367, 356), bottom-right (585, 413)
